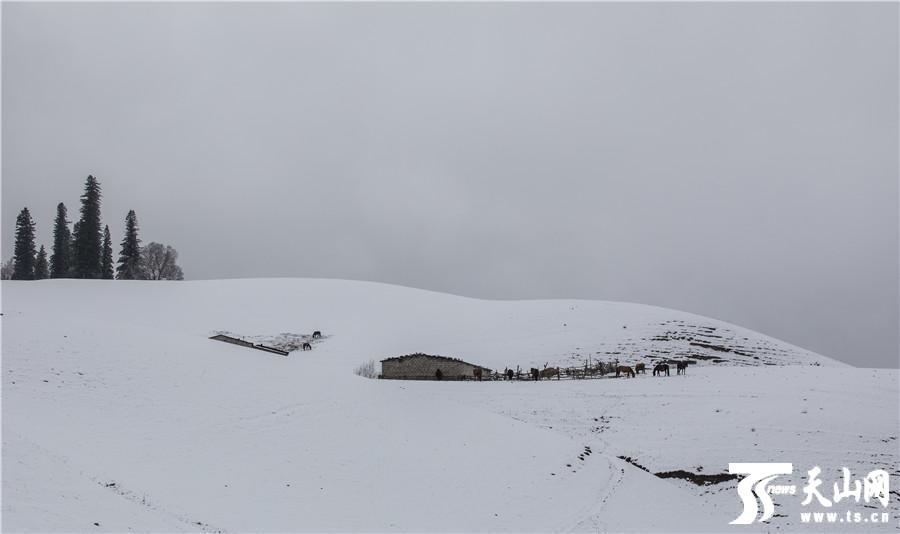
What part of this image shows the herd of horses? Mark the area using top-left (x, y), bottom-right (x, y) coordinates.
top-left (487, 360), bottom-right (689, 381)
top-left (300, 331), bottom-right (323, 351)
top-left (616, 361), bottom-right (689, 378)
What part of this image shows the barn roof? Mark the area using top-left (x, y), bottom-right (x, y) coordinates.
top-left (380, 352), bottom-right (489, 369)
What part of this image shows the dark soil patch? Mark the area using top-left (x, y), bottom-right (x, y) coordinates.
top-left (654, 469), bottom-right (739, 486)
top-left (617, 456), bottom-right (650, 473)
top-left (689, 341), bottom-right (732, 353)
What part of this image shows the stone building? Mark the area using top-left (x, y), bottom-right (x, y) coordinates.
top-left (380, 353), bottom-right (491, 380)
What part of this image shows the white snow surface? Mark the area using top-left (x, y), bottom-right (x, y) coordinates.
top-left (2, 279), bottom-right (897, 533)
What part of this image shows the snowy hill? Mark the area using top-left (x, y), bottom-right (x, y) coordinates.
top-left (2, 278), bottom-right (840, 373)
top-left (2, 279), bottom-right (895, 532)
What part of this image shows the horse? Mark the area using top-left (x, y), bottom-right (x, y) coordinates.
top-left (473, 368), bottom-right (483, 381)
top-left (615, 366), bottom-right (635, 378)
top-left (676, 361), bottom-right (688, 375)
top-left (301, 342), bottom-right (312, 351)
top-left (540, 367), bottom-right (560, 380)
top-left (635, 363), bottom-right (646, 374)
top-left (312, 331), bottom-right (322, 339)
top-left (530, 368), bottom-right (540, 381)
top-left (435, 368), bottom-right (443, 381)
top-left (505, 368), bottom-right (515, 381)
top-left (653, 363), bottom-right (669, 376)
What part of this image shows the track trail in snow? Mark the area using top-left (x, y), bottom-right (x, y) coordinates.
top-left (6, 430), bottom-right (226, 533)
top-left (3, 279), bottom-right (894, 532)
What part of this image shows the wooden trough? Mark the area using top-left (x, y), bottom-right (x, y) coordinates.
top-left (209, 334), bottom-right (290, 356)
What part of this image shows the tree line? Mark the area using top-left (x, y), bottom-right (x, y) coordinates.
top-left (3, 175), bottom-right (184, 281)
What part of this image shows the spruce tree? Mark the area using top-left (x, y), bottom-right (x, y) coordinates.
top-left (34, 245), bottom-right (50, 280)
top-left (101, 226), bottom-right (114, 279)
top-left (70, 220), bottom-right (80, 276)
top-left (12, 207), bottom-right (36, 280)
top-left (116, 210), bottom-right (142, 280)
top-left (50, 202), bottom-right (72, 278)
top-left (73, 175), bottom-right (103, 279)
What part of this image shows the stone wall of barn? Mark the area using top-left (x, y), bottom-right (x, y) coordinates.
top-left (381, 356), bottom-right (479, 380)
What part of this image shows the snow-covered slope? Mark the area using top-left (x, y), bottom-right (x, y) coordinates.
top-left (2, 279), bottom-right (894, 533)
top-left (6, 278), bottom-right (839, 372)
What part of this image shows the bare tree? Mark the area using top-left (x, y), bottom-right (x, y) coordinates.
top-left (1, 257), bottom-right (15, 280)
top-left (353, 359), bottom-right (378, 379)
top-left (141, 242), bottom-right (184, 280)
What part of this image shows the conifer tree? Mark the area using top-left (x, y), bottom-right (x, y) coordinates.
top-left (73, 175), bottom-right (103, 278)
top-left (116, 210), bottom-right (142, 280)
top-left (101, 226), bottom-right (114, 279)
top-left (70, 220), bottom-right (80, 276)
top-left (34, 245), bottom-right (50, 280)
top-left (50, 202), bottom-right (72, 278)
top-left (12, 207), bottom-right (36, 280)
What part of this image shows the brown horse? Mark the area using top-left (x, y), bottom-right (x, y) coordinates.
top-left (653, 363), bottom-right (670, 376)
top-left (540, 367), bottom-right (560, 380)
top-left (635, 363), bottom-right (646, 374)
top-left (312, 331), bottom-right (322, 339)
top-left (530, 368), bottom-right (540, 381)
top-left (301, 342), bottom-right (312, 351)
top-left (676, 361), bottom-right (688, 375)
top-left (473, 368), bottom-right (483, 381)
top-left (615, 366), bottom-right (635, 378)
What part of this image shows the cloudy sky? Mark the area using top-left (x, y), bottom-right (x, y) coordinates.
top-left (3, 2), bottom-right (897, 367)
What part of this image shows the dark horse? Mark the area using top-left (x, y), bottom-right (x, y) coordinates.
top-left (676, 361), bottom-right (688, 375)
top-left (615, 366), bottom-right (636, 378)
top-left (635, 363), bottom-right (646, 374)
top-left (530, 367), bottom-right (540, 381)
top-left (653, 363), bottom-right (670, 376)
top-left (505, 368), bottom-right (515, 381)
top-left (312, 331), bottom-right (322, 339)
top-left (301, 342), bottom-right (312, 351)
top-left (540, 367), bottom-right (560, 380)
top-left (473, 368), bottom-right (483, 381)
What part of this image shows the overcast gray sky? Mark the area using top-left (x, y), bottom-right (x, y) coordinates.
top-left (3, 2), bottom-right (897, 367)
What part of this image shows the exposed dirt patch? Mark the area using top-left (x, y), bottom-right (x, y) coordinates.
top-left (618, 456), bottom-right (738, 486)
top-left (617, 455), bottom-right (650, 473)
top-left (689, 341), bottom-right (732, 353)
top-left (653, 469), bottom-right (739, 486)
